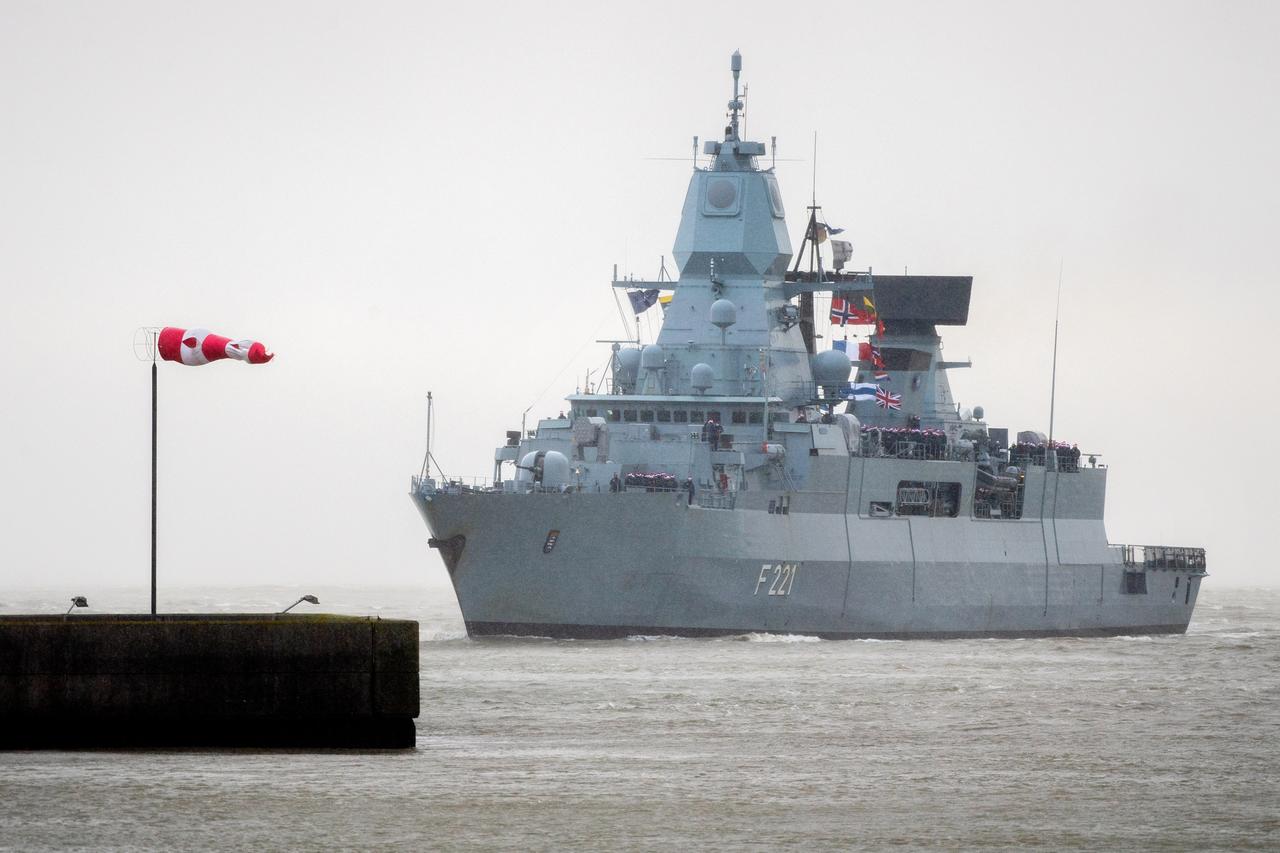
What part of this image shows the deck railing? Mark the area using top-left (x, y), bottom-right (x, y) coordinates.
top-left (411, 474), bottom-right (499, 496)
top-left (696, 490), bottom-right (737, 510)
top-left (1117, 544), bottom-right (1207, 571)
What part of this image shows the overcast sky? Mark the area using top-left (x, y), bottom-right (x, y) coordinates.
top-left (2, 0), bottom-right (1276, 605)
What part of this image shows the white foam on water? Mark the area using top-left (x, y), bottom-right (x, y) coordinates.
top-left (420, 628), bottom-right (469, 642)
top-left (739, 632), bottom-right (822, 643)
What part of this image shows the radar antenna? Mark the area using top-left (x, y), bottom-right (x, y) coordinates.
top-left (728, 50), bottom-right (743, 140)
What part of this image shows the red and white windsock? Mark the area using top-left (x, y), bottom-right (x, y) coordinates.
top-left (157, 327), bottom-right (274, 366)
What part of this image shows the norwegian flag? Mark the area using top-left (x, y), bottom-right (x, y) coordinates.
top-left (858, 341), bottom-right (886, 369)
top-left (830, 296), bottom-right (858, 326)
top-left (158, 327), bottom-right (274, 366)
top-left (875, 387), bottom-right (902, 410)
top-left (874, 371), bottom-right (890, 382)
top-left (833, 296), bottom-right (880, 327)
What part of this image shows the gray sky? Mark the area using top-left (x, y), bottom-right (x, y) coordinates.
top-left (1, 0), bottom-right (1276, 600)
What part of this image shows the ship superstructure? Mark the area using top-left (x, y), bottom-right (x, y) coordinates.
top-left (411, 53), bottom-right (1206, 639)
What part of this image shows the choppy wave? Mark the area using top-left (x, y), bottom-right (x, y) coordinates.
top-left (1, 584), bottom-right (1276, 851)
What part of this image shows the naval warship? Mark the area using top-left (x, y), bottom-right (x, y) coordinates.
top-left (412, 53), bottom-right (1206, 639)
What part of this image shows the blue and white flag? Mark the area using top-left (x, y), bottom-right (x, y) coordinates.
top-left (627, 289), bottom-right (660, 314)
top-left (841, 382), bottom-right (880, 401)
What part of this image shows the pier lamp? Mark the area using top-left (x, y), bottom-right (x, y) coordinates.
top-left (65, 596), bottom-right (88, 615)
top-left (281, 595), bottom-right (319, 613)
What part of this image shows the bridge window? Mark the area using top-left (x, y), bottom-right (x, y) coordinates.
top-left (749, 411), bottom-right (763, 425)
top-left (623, 410), bottom-right (638, 423)
top-left (639, 409), bottom-right (655, 422)
top-left (690, 410), bottom-right (704, 423)
top-left (607, 409), bottom-right (621, 422)
top-left (657, 409), bottom-right (672, 423)
top-left (673, 410), bottom-right (689, 424)
top-left (732, 410), bottom-right (747, 425)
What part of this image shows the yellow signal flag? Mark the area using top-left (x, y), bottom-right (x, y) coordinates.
top-left (863, 295), bottom-right (876, 312)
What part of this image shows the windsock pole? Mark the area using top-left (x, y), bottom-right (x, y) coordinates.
top-left (151, 333), bottom-right (158, 615)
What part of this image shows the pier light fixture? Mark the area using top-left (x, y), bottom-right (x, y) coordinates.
top-left (281, 595), bottom-right (319, 614)
top-left (65, 596), bottom-right (88, 615)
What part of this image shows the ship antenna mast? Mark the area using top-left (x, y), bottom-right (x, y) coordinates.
top-left (741, 83), bottom-right (748, 139)
top-left (729, 50), bottom-right (743, 139)
top-left (787, 132), bottom-right (823, 354)
top-left (1047, 260), bottom-right (1063, 469)
top-left (419, 391), bottom-right (447, 482)
top-left (811, 131), bottom-right (818, 208)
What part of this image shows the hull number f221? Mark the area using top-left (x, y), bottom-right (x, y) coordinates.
top-left (755, 563), bottom-right (799, 596)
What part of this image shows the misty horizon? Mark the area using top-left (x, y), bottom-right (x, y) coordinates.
top-left (2, 1), bottom-right (1274, 595)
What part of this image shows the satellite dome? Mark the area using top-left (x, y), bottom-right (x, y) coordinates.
top-left (640, 344), bottom-right (665, 370)
top-left (811, 349), bottom-right (852, 385)
top-left (616, 348), bottom-right (642, 384)
top-left (690, 362), bottom-right (714, 391)
top-left (709, 299), bottom-right (738, 330)
top-left (973, 405), bottom-right (985, 421)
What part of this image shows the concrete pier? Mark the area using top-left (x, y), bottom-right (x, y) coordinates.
top-left (0, 614), bottom-right (419, 748)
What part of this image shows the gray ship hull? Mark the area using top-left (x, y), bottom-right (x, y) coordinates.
top-left (413, 462), bottom-right (1202, 640)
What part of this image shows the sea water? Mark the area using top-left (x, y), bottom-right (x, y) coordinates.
top-left (1, 585), bottom-right (1276, 851)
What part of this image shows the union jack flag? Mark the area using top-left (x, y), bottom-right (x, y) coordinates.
top-left (875, 387), bottom-right (902, 410)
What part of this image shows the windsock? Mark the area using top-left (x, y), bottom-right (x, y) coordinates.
top-left (157, 327), bottom-right (274, 366)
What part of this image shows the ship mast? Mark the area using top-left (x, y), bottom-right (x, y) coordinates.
top-left (790, 133), bottom-right (823, 355)
top-left (728, 50), bottom-right (743, 140)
